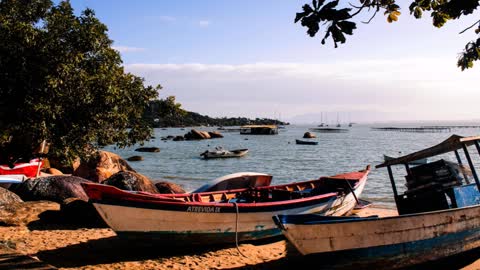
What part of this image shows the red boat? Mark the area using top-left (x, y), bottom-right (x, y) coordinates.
top-left (0, 158), bottom-right (43, 178)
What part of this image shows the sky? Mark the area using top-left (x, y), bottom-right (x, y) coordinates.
top-left (68, 0), bottom-right (479, 124)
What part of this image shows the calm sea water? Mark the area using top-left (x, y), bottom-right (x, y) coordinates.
top-left (103, 124), bottom-right (480, 208)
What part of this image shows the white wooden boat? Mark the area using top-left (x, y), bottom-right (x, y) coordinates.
top-left (274, 135), bottom-right (480, 269)
top-left (82, 166), bottom-right (370, 246)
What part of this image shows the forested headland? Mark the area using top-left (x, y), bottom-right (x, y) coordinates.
top-left (143, 96), bottom-right (289, 128)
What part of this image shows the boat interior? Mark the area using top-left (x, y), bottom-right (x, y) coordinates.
top-left (165, 176), bottom-right (361, 203)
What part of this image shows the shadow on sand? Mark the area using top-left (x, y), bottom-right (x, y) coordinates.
top-left (35, 236), bottom-right (263, 268)
top-left (220, 245), bottom-right (480, 270)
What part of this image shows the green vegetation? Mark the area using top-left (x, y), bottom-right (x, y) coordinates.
top-left (143, 97), bottom-right (289, 128)
top-left (296, 0), bottom-right (480, 70)
top-left (0, 0), bottom-right (159, 165)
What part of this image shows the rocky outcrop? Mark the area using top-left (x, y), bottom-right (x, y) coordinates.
top-left (9, 176), bottom-right (91, 203)
top-left (102, 171), bottom-right (158, 193)
top-left (303, 132), bottom-right (316, 138)
top-left (0, 187), bottom-right (23, 205)
top-left (155, 181), bottom-right (186, 194)
top-left (73, 151), bottom-right (135, 182)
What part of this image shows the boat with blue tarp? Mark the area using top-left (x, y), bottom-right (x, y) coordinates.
top-left (274, 134), bottom-right (480, 269)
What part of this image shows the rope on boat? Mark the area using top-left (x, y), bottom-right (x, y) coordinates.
top-left (233, 202), bottom-right (247, 258)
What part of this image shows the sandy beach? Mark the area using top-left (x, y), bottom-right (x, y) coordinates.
top-left (1, 204), bottom-right (480, 270)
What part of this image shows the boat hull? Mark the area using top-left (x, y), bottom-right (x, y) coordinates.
top-left (276, 204), bottom-right (480, 269)
top-left (90, 176), bottom-right (366, 246)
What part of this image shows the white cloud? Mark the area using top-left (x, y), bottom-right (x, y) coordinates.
top-left (112, 46), bottom-right (146, 53)
top-left (125, 59), bottom-right (478, 123)
top-left (198, 20), bottom-right (211, 27)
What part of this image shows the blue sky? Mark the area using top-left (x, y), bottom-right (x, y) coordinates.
top-left (69, 1), bottom-right (479, 123)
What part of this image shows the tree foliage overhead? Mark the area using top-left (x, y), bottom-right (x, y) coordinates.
top-left (295, 0), bottom-right (480, 70)
top-left (0, 0), bottom-right (159, 165)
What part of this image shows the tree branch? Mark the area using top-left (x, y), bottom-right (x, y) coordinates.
top-left (459, 19), bottom-right (480, 34)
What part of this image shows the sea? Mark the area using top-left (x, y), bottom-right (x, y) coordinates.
top-left (102, 123), bottom-right (480, 209)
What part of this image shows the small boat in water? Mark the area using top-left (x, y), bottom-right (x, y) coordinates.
top-left (274, 134), bottom-right (480, 269)
top-left (82, 165), bottom-right (370, 246)
top-left (295, 139), bottom-right (318, 145)
top-left (200, 147), bottom-right (248, 159)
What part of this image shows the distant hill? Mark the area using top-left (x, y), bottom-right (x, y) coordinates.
top-left (151, 111), bottom-right (289, 128)
top-left (143, 98), bottom-right (289, 128)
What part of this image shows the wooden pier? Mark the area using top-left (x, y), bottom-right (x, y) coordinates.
top-left (371, 127), bottom-right (451, 133)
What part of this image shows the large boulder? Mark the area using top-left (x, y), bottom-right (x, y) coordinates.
top-left (73, 150), bottom-right (135, 182)
top-left (0, 187), bottom-right (23, 205)
top-left (155, 181), bottom-right (186, 194)
top-left (9, 176), bottom-right (92, 203)
top-left (102, 171), bottom-right (159, 193)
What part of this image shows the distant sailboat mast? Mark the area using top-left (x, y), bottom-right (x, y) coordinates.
top-left (336, 112), bottom-right (341, 127)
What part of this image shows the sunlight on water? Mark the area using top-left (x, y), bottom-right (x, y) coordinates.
top-left (103, 124), bottom-right (480, 208)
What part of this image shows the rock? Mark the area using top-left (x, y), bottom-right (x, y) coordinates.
top-left (45, 167), bottom-right (63, 175)
top-left (135, 147), bottom-right (160, 152)
top-left (127, 156), bottom-right (144, 161)
top-left (0, 187), bottom-right (23, 205)
top-left (60, 198), bottom-right (108, 227)
top-left (184, 129), bottom-right (211, 140)
top-left (102, 171), bottom-right (159, 193)
top-left (208, 131), bottom-right (224, 138)
top-left (155, 181), bottom-right (186, 194)
top-left (9, 176), bottom-right (92, 203)
top-left (0, 200), bottom-right (60, 226)
top-left (172, 136), bottom-right (185, 141)
top-left (303, 132), bottom-right (316, 138)
top-left (73, 150), bottom-right (135, 182)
